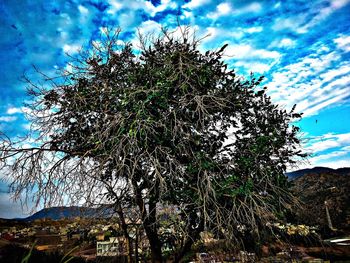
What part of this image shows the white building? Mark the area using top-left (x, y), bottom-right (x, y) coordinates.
top-left (96, 237), bottom-right (127, 257)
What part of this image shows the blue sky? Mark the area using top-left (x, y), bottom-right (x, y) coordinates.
top-left (0, 0), bottom-right (350, 218)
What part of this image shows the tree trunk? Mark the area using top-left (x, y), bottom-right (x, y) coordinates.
top-left (133, 181), bottom-right (163, 262)
top-left (174, 237), bottom-right (195, 263)
top-left (116, 204), bottom-right (134, 263)
top-left (174, 211), bottom-right (204, 263)
top-left (134, 227), bottom-right (139, 263)
top-left (145, 227), bottom-right (163, 263)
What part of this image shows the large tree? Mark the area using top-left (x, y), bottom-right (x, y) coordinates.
top-left (0, 28), bottom-right (305, 262)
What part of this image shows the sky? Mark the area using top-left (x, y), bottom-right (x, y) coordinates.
top-left (0, 0), bottom-right (349, 218)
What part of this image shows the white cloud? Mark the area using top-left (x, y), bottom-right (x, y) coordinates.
top-left (0, 192), bottom-right (27, 219)
top-left (0, 180), bottom-right (35, 219)
top-left (207, 2), bottom-right (261, 19)
top-left (250, 63), bottom-right (271, 73)
top-left (106, 0), bottom-right (177, 26)
top-left (107, 0), bottom-right (123, 14)
top-left (235, 61), bottom-right (271, 74)
top-left (334, 34), bottom-right (350, 52)
top-left (201, 26), bottom-right (263, 45)
top-left (7, 107), bottom-right (22, 114)
top-left (341, 145), bottom-right (350, 151)
top-left (182, 10), bottom-right (192, 18)
top-left (217, 2), bottom-right (230, 14)
top-left (118, 12), bottom-right (139, 29)
top-left (302, 88), bottom-right (349, 116)
top-left (306, 139), bottom-right (339, 153)
top-left (238, 2), bottom-right (262, 13)
top-left (207, 2), bottom-right (231, 19)
top-left (225, 44), bottom-right (280, 60)
top-left (298, 132), bottom-right (350, 169)
top-left (283, 0), bottom-right (350, 33)
top-left (316, 159), bottom-right (350, 169)
top-left (131, 20), bottom-right (163, 49)
top-left (311, 150), bottom-right (348, 162)
top-left (64, 63), bottom-right (73, 75)
top-left (208, 42), bottom-right (281, 74)
top-left (266, 39), bottom-right (350, 117)
top-left (63, 43), bottom-right (81, 54)
top-left (320, 63), bottom-right (350, 83)
top-left (304, 132), bottom-right (350, 153)
top-left (332, 0), bottom-right (350, 7)
top-left (274, 2), bottom-right (281, 9)
top-left (78, 5), bottom-right (89, 15)
top-left (272, 17), bottom-right (305, 32)
top-left (297, 158), bottom-right (350, 170)
top-left (245, 26), bottom-right (263, 34)
top-left (131, 21), bottom-right (194, 51)
top-left (269, 38), bottom-right (296, 49)
top-left (137, 20), bottom-right (162, 36)
top-left (182, 0), bottom-right (211, 9)
top-left (22, 123), bottom-right (32, 130)
top-left (0, 116), bottom-right (18, 122)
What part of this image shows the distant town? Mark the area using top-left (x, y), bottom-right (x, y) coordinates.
top-left (0, 215), bottom-right (146, 261)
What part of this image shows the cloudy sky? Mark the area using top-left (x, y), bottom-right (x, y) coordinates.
top-left (0, 0), bottom-right (349, 218)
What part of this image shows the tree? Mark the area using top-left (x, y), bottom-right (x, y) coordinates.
top-left (0, 27), bottom-right (305, 262)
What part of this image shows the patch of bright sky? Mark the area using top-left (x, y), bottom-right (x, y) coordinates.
top-left (0, 0), bottom-right (350, 217)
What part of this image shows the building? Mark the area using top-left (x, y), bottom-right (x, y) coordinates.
top-left (96, 237), bottom-right (127, 257)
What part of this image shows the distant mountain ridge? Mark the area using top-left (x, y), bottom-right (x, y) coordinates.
top-left (24, 206), bottom-right (97, 221)
top-left (290, 167), bottom-right (350, 231)
top-left (5, 206), bottom-right (114, 222)
top-left (286, 166), bottom-right (350, 180)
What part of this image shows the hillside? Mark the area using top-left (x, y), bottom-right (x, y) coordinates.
top-left (290, 167), bottom-right (350, 233)
top-left (0, 206), bottom-right (114, 222)
top-left (286, 166), bottom-right (350, 180)
top-left (24, 206), bottom-right (98, 221)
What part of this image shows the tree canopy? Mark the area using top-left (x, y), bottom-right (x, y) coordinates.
top-left (0, 27), bottom-right (305, 262)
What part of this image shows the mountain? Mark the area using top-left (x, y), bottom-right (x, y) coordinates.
top-left (11, 206), bottom-right (114, 221)
top-left (290, 167), bottom-right (350, 232)
top-left (286, 167), bottom-right (350, 180)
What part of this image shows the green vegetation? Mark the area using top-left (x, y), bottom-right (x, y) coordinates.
top-left (20, 242), bottom-right (36, 263)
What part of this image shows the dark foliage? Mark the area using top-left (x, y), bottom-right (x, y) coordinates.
top-left (0, 27), bottom-right (305, 262)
